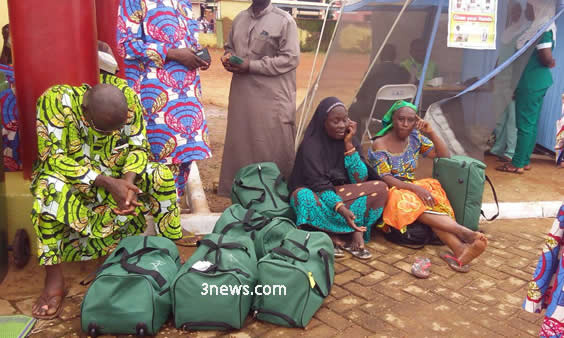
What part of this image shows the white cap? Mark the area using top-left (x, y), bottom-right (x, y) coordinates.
top-left (98, 51), bottom-right (118, 74)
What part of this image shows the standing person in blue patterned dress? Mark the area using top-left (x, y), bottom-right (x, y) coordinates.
top-left (118, 0), bottom-right (212, 201)
top-left (288, 97), bottom-right (388, 260)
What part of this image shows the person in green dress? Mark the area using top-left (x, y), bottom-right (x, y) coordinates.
top-left (31, 81), bottom-right (182, 319)
top-left (289, 97), bottom-right (388, 260)
top-left (497, 24), bottom-right (556, 174)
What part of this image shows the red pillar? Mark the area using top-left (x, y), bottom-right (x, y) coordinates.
top-left (8, 0), bottom-right (100, 178)
top-left (96, 0), bottom-right (125, 78)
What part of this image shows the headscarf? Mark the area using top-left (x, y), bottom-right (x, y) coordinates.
top-left (374, 100), bottom-right (418, 137)
top-left (516, 0), bottom-right (556, 49)
top-left (288, 97), bottom-right (380, 193)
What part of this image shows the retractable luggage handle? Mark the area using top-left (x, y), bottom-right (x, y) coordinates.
top-left (481, 175), bottom-right (499, 221)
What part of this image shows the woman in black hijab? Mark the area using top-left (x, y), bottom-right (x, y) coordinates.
top-left (289, 97), bottom-right (388, 260)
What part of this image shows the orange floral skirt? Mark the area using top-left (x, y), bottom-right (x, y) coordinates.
top-left (383, 178), bottom-right (455, 230)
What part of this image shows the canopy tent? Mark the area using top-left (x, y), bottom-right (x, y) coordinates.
top-left (297, 0), bottom-right (564, 159)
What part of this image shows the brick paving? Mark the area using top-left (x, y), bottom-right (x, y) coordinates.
top-left (0, 218), bottom-right (552, 337)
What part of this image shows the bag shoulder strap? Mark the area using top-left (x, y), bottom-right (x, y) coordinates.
top-left (480, 175), bottom-right (499, 221)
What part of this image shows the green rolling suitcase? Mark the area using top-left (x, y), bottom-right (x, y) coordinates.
top-left (432, 155), bottom-right (498, 230)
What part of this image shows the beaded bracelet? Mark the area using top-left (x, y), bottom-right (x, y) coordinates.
top-left (344, 148), bottom-right (356, 156)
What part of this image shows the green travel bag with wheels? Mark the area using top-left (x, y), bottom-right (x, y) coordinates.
top-left (213, 204), bottom-right (297, 258)
top-left (172, 233), bottom-right (257, 331)
top-left (432, 155), bottom-right (499, 231)
top-left (231, 162), bottom-right (295, 220)
top-left (253, 229), bottom-right (334, 328)
top-left (81, 236), bottom-right (180, 337)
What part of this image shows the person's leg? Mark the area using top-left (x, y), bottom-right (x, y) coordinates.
top-left (141, 163), bottom-right (183, 240)
top-left (32, 265), bottom-right (65, 317)
top-left (417, 213), bottom-right (481, 244)
top-left (418, 213), bottom-right (487, 265)
top-left (490, 106), bottom-right (510, 158)
top-left (504, 100), bottom-right (517, 159)
top-left (431, 228), bottom-right (466, 258)
top-left (523, 89), bottom-right (548, 168)
top-left (512, 88), bottom-right (541, 169)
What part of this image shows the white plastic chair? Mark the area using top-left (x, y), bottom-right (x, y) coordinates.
top-left (363, 84), bottom-right (418, 143)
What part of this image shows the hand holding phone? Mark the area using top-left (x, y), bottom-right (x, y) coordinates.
top-left (196, 48), bottom-right (211, 64)
top-left (229, 55), bottom-right (244, 65)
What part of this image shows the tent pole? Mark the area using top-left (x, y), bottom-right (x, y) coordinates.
top-left (296, 0), bottom-right (340, 145)
top-left (414, 0), bottom-right (444, 109)
top-left (295, 3), bottom-right (345, 148)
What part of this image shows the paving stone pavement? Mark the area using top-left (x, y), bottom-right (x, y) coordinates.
top-left (0, 218), bottom-right (552, 337)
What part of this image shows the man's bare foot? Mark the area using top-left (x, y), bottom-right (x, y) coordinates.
top-left (32, 265), bottom-right (66, 319)
top-left (458, 235), bottom-right (488, 266)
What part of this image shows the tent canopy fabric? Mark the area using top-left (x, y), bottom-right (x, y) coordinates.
top-left (297, 0), bottom-right (562, 159)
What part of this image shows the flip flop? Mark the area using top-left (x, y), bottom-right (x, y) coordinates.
top-left (495, 163), bottom-right (523, 175)
top-left (33, 289), bottom-right (68, 320)
top-left (440, 252), bottom-right (470, 273)
top-left (524, 165), bottom-right (532, 171)
top-left (334, 246), bottom-right (346, 258)
top-left (343, 246), bottom-right (372, 260)
top-left (411, 257), bottom-right (431, 279)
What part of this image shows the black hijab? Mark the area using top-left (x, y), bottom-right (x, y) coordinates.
top-left (289, 97), bottom-right (380, 193)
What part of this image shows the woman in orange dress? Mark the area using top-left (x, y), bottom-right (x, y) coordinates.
top-left (368, 100), bottom-right (487, 272)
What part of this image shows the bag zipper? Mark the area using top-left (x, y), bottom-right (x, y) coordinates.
top-left (257, 164), bottom-right (278, 208)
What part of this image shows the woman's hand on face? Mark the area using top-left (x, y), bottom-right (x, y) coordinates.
top-left (344, 119), bottom-right (357, 144)
top-left (337, 204), bottom-right (367, 232)
top-left (411, 185), bottom-right (435, 208)
top-left (415, 115), bottom-right (433, 134)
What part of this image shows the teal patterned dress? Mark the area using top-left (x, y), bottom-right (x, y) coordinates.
top-left (290, 151), bottom-right (388, 242)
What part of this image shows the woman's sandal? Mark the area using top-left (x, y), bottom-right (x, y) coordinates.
top-left (495, 163), bottom-right (523, 174)
top-left (334, 246), bottom-right (346, 258)
top-left (33, 289), bottom-right (69, 320)
top-left (411, 257), bottom-right (431, 279)
top-left (343, 246), bottom-right (372, 260)
top-left (440, 252), bottom-right (470, 273)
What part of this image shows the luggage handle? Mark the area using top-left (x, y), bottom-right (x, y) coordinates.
top-left (199, 237), bottom-right (251, 269)
top-left (221, 209), bottom-right (270, 235)
top-left (232, 180), bottom-right (266, 208)
top-left (255, 309), bottom-right (298, 328)
top-left (181, 321), bottom-right (235, 331)
top-left (119, 249), bottom-right (168, 288)
top-left (317, 248), bottom-right (333, 297)
top-left (480, 175), bottom-right (499, 221)
top-left (271, 247), bottom-right (309, 262)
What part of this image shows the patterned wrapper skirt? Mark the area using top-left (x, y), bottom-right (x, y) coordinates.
top-left (382, 178), bottom-right (455, 230)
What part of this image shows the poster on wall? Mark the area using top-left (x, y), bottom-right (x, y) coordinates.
top-left (447, 0), bottom-right (497, 50)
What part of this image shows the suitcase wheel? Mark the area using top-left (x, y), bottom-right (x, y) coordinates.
top-left (87, 323), bottom-right (99, 337)
top-left (136, 323), bottom-right (148, 336)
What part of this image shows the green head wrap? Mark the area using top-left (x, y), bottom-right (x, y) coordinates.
top-left (375, 100), bottom-right (418, 137)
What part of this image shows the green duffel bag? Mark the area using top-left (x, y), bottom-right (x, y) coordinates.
top-left (231, 162), bottom-right (295, 220)
top-left (253, 229), bottom-right (334, 328)
top-left (81, 236), bottom-right (180, 337)
top-left (172, 233), bottom-right (257, 331)
top-left (213, 204), bottom-right (297, 258)
top-left (432, 155), bottom-right (499, 231)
